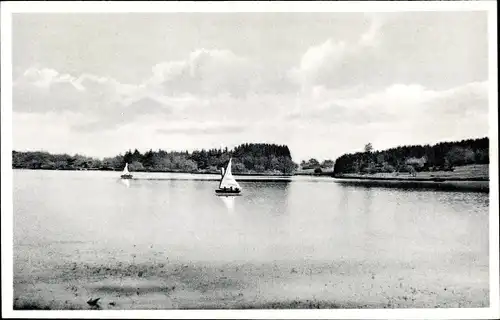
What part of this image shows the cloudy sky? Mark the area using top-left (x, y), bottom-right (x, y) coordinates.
top-left (12, 11), bottom-right (489, 162)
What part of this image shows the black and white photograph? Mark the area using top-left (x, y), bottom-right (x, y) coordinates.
top-left (1, 1), bottom-right (499, 319)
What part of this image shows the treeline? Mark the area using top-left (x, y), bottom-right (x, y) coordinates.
top-left (299, 158), bottom-right (335, 170)
top-left (12, 143), bottom-right (298, 175)
top-left (333, 137), bottom-right (489, 175)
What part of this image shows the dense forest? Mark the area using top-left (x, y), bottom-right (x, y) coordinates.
top-left (333, 137), bottom-right (489, 176)
top-left (12, 143), bottom-right (298, 175)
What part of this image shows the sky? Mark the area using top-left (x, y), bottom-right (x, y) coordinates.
top-left (11, 11), bottom-right (490, 162)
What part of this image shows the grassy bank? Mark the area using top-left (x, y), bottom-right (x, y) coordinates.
top-left (334, 164), bottom-right (489, 192)
top-left (335, 164), bottom-right (488, 181)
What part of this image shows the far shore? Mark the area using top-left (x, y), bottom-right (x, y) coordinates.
top-left (13, 164), bottom-right (490, 184)
top-left (12, 167), bottom-right (295, 177)
top-left (334, 175), bottom-right (489, 182)
top-left (334, 164), bottom-right (489, 181)
top-left (332, 165), bottom-right (489, 192)
top-left (332, 164), bottom-right (489, 192)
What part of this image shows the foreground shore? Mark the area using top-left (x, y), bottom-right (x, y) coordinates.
top-left (14, 248), bottom-right (488, 310)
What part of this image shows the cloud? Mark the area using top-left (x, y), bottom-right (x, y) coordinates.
top-left (13, 48), bottom-right (283, 133)
top-left (423, 81), bottom-right (488, 117)
top-left (286, 81), bottom-right (489, 128)
top-left (289, 12), bottom-right (488, 95)
top-left (13, 67), bottom-right (179, 130)
top-left (359, 14), bottom-right (384, 47)
top-left (288, 39), bottom-right (348, 91)
top-left (147, 48), bottom-right (256, 97)
top-left (289, 16), bottom-right (384, 92)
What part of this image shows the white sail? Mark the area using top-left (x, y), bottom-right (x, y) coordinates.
top-left (219, 158), bottom-right (241, 190)
top-left (123, 163), bottom-right (130, 174)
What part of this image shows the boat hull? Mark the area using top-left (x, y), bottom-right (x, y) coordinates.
top-left (215, 189), bottom-right (241, 196)
top-left (121, 174), bottom-right (133, 179)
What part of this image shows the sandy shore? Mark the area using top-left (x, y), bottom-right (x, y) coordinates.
top-left (14, 255), bottom-right (489, 310)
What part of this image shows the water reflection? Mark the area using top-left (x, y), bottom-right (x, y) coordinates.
top-left (217, 195), bottom-right (236, 212)
top-left (119, 179), bottom-right (130, 188)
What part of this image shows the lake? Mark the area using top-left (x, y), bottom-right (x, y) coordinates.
top-left (13, 169), bottom-right (489, 309)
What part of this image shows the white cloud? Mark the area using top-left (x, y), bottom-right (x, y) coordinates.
top-left (147, 48), bottom-right (256, 97)
top-left (14, 66), bottom-right (184, 128)
top-left (288, 81), bottom-right (488, 126)
top-left (289, 16), bottom-right (384, 92)
top-left (12, 53), bottom-right (291, 144)
top-left (289, 39), bottom-right (348, 91)
top-left (359, 15), bottom-right (383, 47)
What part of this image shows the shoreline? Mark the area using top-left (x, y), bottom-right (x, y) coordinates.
top-left (12, 167), bottom-right (294, 177)
top-left (333, 174), bottom-right (489, 182)
top-left (333, 176), bottom-right (489, 192)
top-left (14, 257), bottom-right (488, 310)
top-left (14, 168), bottom-right (489, 179)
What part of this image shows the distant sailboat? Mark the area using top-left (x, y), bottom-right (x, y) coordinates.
top-left (120, 163), bottom-right (133, 179)
top-left (215, 158), bottom-right (241, 195)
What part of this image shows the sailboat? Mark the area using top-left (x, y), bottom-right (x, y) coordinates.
top-left (215, 158), bottom-right (241, 195)
top-left (120, 163), bottom-right (133, 179)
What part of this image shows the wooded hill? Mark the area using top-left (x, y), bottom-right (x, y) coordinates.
top-left (12, 143), bottom-right (298, 175)
top-left (333, 137), bottom-right (489, 176)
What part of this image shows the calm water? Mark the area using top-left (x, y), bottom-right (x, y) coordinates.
top-left (13, 169), bottom-right (490, 307)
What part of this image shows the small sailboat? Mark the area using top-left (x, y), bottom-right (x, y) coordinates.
top-left (120, 163), bottom-right (133, 179)
top-left (215, 158), bottom-right (241, 195)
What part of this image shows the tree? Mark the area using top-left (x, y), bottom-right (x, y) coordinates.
top-left (407, 165), bottom-right (417, 177)
top-left (446, 147), bottom-right (476, 166)
top-left (129, 161), bottom-right (145, 171)
top-left (333, 137), bottom-right (488, 175)
top-left (364, 143), bottom-right (373, 153)
top-left (301, 158), bottom-right (320, 170)
top-left (11, 142), bottom-right (301, 175)
top-left (405, 156), bottom-right (427, 171)
top-left (233, 162), bottom-right (246, 173)
top-left (308, 158), bottom-right (320, 166)
top-left (321, 159), bottom-right (335, 168)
